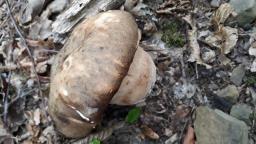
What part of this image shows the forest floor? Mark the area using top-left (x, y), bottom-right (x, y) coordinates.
top-left (0, 0), bottom-right (256, 144)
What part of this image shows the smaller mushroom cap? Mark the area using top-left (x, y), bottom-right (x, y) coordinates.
top-left (110, 47), bottom-right (156, 105)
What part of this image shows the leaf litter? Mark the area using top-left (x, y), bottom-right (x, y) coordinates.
top-left (1, 0), bottom-right (256, 144)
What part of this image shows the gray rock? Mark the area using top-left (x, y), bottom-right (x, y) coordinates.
top-left (20, 0), bottom-right (45, 24)
top-left (229, 0), bottom-right (256, 26)
top-left (215, 85), bottom-right (239, 103)
top-left (48, 0), bottom-right (69, 13)
top-left (230, 104), bottom-right (252, 124)
top-left (195, 106), bottom-right (249, 144)
top-left (230, 64), bottom-right (246, 86)
top-left (211, 0), bottom-right (221, 7)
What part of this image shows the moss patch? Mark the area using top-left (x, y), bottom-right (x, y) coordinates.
top-left (245, 72), bottom-right (256, 85)
top-left (161, 21), bottom-right (186, 48)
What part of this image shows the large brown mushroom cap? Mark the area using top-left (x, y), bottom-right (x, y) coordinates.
top-left (49, 10), bottom-right (139, 138)
top-left (110, 47), bottom-right (156, 105)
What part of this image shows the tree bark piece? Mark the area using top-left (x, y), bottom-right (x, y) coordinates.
top-left (52, 0), bottom-right (125, 35)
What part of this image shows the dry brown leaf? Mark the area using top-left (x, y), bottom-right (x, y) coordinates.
top-left (183, 126), bottom-right (195, 144)
top-left (206, 3), bottom-right (238, 60)
top-left (141, 125), bottom-right (159, 140)
top-left (211, 3), bottom-right (234, 28)
top-left (183, 15), bottom-right (212, 69)
top-left (221, 26), bottom-right (238, 54)
top-left (22, 140), bottom-right (34, 144)
top-left (205, 26), bottom-right (238, 55)
top-left (33, 108), bottom-right (41, 126)
top-left (205, 33), bottom-right (222, 48)
top-left (26, 39), bottom-right (55, 49)
top-left (0, 120), bottom-right (12, 144)
top-left (36, 61), bottom-right (48, 74)
top-left (175, 105), bottom-right (190, 119)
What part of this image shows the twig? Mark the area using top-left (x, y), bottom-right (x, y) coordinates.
top-left (2, 72), bottom-right (11, 127)
top-left (0, 65), bottom-right (19, 71)
top-left (0, 88), bottom-right (36, 117)
top-left (179, 119), bottom-right (189, 144)
top-left (9, 89), bottom-right (35, 107)
top-left (179, 51), bottom-right (186, 80)
top-left (195, 62), bottom-right (199, 79)
top-left (17, 132), bottom-right (31, 141)
top-left (4, 0), bottom-right (42, 97)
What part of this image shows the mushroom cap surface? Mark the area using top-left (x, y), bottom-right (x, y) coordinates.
top-left (49, 10), bottom-right (139, 138)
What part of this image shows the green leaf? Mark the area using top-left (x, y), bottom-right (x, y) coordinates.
top-left (125, 107), bottom-right (141, 124)
top-left (89, 138), bottom-right (101, 144)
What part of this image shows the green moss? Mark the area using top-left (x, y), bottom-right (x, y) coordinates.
top-left (161, 21), bottom-right (185, 48)
top-left (245, 73), bottom-right (256, 85)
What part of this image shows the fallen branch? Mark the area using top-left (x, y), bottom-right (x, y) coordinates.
top-left (52, 0), bottom-right (125, 42)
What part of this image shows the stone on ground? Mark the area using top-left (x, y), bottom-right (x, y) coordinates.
top-left (194, 106), bottom-right (248, 144)
top-left (229, 0), bottom-right (256, 26)
top-left (230, 104), bottom-right (252, 124)
top-left (215, 85), bottom-right (239, 103)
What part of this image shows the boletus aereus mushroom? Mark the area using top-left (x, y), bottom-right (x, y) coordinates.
top-left (49, 10), bottom-right (156, 138)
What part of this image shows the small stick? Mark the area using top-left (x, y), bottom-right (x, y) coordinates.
top-left (9, 89), bottom-right (35, 106)
top-left (4, 0), bottom-right (42, 97)
top-left (195, 62), bottom-right (199, 79)
top-left (2, 72), bottom-right (11, 127)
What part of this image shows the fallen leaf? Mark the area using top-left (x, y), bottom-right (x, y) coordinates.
top-left (211, 3), bottom-right (234, 28)
top-left (22, 140), bottom-right (34, 144)
top-left (205, 26), bottom-right (238, 55)
top-left (0, 119), bottom-right (10, 138)
top-left (183, 126), bottom-right (195, 144)
top-left (175, 105), bottom-right (190, 119)
top-left (19, 0), bottom-right (45, 24)
top-left (184, 15), bottom-right (212, 69)
top-left (205, 32), bottom-right (222, 48)
top-left (249, 47), bottom-right (256, 56)
top-left (28, 10), bottom-right (53, 40)
top-left (250, 60), bottom-right (256, 72)
top-left (125, 107), bottom-right (141, 124)
top-left (33, 108), bottom-right (41, 126)
top-left (141, 125), bottom-right (159, 140)
top-left (221, 26), bottom-right (238, 54)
